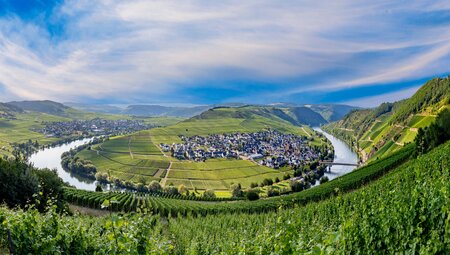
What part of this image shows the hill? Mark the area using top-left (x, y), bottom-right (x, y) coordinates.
top-left (64, 102), bottom-right (124, 114)
top-left (323, 76), bottom-right (450, 162)
top-left (305, 104), bottom-right (359, 122)
top-left (1, 139), bottom-right (448, 253)
top-left (73, 105), bottom-right (331, 193)
top-left (123, 104), bottom-right (210, 118)
top-left (66, 102), bottom-right (357, 121)
top-left (193, 105), bottom-right (328, 126)
top-left (8, 100), bottom-right (70, 116)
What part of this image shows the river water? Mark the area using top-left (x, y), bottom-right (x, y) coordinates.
top-left (28, 138), bottom-right (98, 191)
top-left (314, 127), bottom-right (359, 180)
top-left (28, 128), bottom-right (358, 191)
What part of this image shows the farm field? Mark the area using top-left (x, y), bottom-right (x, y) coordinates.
top-left (75, 108), bottom-right (328, 193)
top-left (0, 112), bottom-right (70, 156)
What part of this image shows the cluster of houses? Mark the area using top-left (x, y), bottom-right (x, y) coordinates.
top-left (39, 119), bottom-right (154, 138)
top-left (160, 130), bottom-right (322, 169)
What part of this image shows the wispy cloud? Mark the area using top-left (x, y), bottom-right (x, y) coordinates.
top-left (0, 0), bottom-right (448, 104)
top-left (343, 86), bottom-right (421, 108)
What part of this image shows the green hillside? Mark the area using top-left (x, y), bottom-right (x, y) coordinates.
top-left (1, 139), bottom-right (448, 254)
top-left (0, 101), bottom-right (182, 157)
top-left (74, 106), bottom-right (330, 195)
top-left (323, 77), bottom-right (450, 162)
top-left (306, 104), bottom-right (358, 122)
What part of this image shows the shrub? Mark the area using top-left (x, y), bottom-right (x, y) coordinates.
top-left (246, 189), bottom-right (260, 201)
top-left (203, 189), bottom-right (216, 199)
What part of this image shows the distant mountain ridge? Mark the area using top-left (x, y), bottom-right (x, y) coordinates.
top-left (194, 105), bottom-right (328, 127)
top-left (8, 100), bottom-right (69, 116)
top-left (67, 102), bottom-right (357, 120)
top-left (323, 76), bottom-right (450, 162)
top-left (3, 100), bottom-right (358, 124)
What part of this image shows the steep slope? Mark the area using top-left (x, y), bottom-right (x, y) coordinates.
top-left (305, 104), bottom-right (358, 122)
top-left (323, 76), bottom-right (450, 162)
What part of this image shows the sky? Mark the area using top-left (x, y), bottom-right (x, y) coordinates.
top-left (0, 0), bottom-right (449, 107)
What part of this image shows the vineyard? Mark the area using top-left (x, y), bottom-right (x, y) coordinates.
top-left (1, 141), bottom-right (448, 254)
top-left (64, 144), bottom-right (415, 217)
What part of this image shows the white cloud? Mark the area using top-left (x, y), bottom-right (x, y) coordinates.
top-left (343, 86), bottom-right (421, 108)
top-left (0, 0), bottom-right (449, 103)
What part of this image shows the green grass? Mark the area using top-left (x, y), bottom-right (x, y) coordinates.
top-left (1, 142), bottom-right (448, 254)
top-left (0, 112), bottom-right (70, 155)
top-left (410, 115), bottom-right (436, 128)
top-left (76, 108), bottom-right (328, 192)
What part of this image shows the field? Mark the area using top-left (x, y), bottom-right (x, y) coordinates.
top-left (0, 109), bottom-right (182, 157)
top-left (2, 141), bottom-right (448, 254)
top-left (77, 109), bottom-right (327, 193)
top-left (334, 113), bottom-right (437, 162)
top-left (86, 132), bottom-right (294, 191)
top-left (0, 112), bottom-right (70, 156)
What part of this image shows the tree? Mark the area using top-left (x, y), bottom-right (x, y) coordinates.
top-left (95, 172), bottom-right (108, 183)
top-left (245, 189), bottom-right (260, 201)
top-left (203, 189), bottom-right (216, 199)
top-left (230, 183), bottom-right (243, 198)
top-left (415, 108), bottom-right (450, 154)
top-left (262, 178), bottom-right (273, 186)
top-left (165, 186), bottom-right (179, 195)
top-left (266, 186), bottom-right (280, 197)
top-left (320, 176), bottom-right (329, 184)
top-left (290, 180), bottom-right (305, 192)
top-left (148, 181), bottom-right (162, 193)
top-left (178, 184), bottom-right (188, 195)
top-left (95, 184), bottom-right (103, 192)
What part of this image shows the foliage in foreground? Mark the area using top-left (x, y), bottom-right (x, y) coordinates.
top-left (1, 141), bottom-right (448, 254)
top-left (0, 158), bottom-right (65, 212)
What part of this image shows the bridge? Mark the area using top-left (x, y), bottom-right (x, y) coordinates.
top-left (319, 161), bottom-right (360, 167)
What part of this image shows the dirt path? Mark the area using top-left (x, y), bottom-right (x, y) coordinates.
top-left (154, 168), bottom-right (166, 178)
top-left (302, 127), bottom-right (311, 137)
top-left (128, 137), bottom-right (134, 159)
top-left (160, 161), bottom-right (172, 186)
top-left (338, 128), bottom-right (354, 131)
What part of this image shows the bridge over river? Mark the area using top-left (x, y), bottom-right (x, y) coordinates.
top-left (319, 161), bottom-right (360, 167)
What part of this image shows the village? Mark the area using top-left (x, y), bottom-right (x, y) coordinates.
top-left (160, 130), bottom-right (326, 169)
top-left (38, 118), bottom-right (154, 138)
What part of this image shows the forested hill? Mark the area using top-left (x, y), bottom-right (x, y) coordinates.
top-left (194, 105), bottom-right (328, 127)
top-left (7, 100), bottom-right (70, 116)
top-left (323, 76), bottom-right (450, 162)
top-left (0, 103), bottom-right (23, 115)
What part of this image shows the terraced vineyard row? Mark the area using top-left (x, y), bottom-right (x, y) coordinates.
top-left (65, 144), bottom-right (414, 216)
top-left (2, 141), bottom-right (448, 254)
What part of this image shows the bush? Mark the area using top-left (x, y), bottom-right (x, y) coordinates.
top-left (165, 186), bottom-right (179, 196)
top-left (289, 180), bottom-right (305, 192)
top-left (203, 189), bottom-right (216, 199)
top-left (95, 184), bottom-right (103, 192)
top-left (230, 183), bottom-right (243, 198)
top-left (246, 189), bottom-right (260, 201)
top-left (148, 181), bottom-right (162, 193)
top-left (266, 186), bottom-right (280, 197)
top-left (250, 182), bottom-right (258, 188)
top-left (320, 176), bottom-right (329, 184)
top-left (262, 178), bottom-right (273, 186)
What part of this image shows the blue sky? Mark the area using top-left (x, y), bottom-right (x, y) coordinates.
top-left (0, 0), bottom-right (449, 107)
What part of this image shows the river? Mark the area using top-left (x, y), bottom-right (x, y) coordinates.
top-left (28, 128), bottom-right (358, 191)
top-left (314, 127), bottom-right (359, 180)
top-left (28, 138), bottom-right (98, 191)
